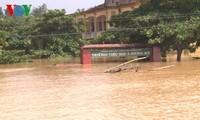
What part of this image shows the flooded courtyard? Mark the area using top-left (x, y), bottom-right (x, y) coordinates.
top-left (0, 57), bottom-right (200, 120)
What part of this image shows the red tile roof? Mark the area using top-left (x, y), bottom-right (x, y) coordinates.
top-left (85, 0), bottom-right (137, 13)
top-left (117, 0), bottom-right (137, 6)
top-left (82, 44), bottom-right (149, 49)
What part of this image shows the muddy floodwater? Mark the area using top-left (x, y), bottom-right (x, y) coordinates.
top-left (0, 57), bottom-right (200, 120)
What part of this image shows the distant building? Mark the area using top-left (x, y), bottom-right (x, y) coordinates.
top-left (77, 0), bottom-right (149, 39)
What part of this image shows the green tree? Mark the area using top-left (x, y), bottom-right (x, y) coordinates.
top-left (3, 16), bottom-right (35, 53)
top-left (75, 8), bottom-right (85, 14)
top-left (106, 0), bottom-right (200, 61)
top-left (0, 6), bottom-right (85, 64)
top-left (0, 7), bottom-right (4, 17)
top-left (0, 18), bottom-right (10, 49)
top-left (32, 9), bottom-right (84, 57)
top-left (0, 16), bottom-right (34, 64)
top-left (31, 4), bottom-right (48, 17)
top-left (0, 30), bottom-right (8, 49)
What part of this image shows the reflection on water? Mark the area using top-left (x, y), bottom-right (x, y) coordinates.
top-left (0, 57), bottom-right (200, 120)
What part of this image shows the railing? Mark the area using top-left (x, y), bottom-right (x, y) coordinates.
top-left (83, 32), bottom-right (103, 39)
top-left (84, 32), bottom-right (95, 39)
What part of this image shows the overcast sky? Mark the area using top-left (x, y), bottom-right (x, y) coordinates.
top-left (1, 0), bottom-right (104, 14)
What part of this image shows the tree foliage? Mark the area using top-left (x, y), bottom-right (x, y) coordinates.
top-left (31, 4), bottom-right (48, 17)
top-left (32, 9), bottom-right (84, 57)
top-left (0, 6), bottom-right (84, 64)
top-left (104, 0), bottom-right (200, 61)
top-left (0, 7), bottom-right (3, 17)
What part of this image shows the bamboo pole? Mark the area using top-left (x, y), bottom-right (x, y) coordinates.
top-left (104, 57), bottom-right (148, 73)
top-left (150, 65), bottom-right (175, 71)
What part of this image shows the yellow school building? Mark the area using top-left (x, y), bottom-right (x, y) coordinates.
top-left (77, 0), bottom-right (149, 39)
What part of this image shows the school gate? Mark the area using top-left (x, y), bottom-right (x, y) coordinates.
top-left (80, 44), bottom-right (161, 64)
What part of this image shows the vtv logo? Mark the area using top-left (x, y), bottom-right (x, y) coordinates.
top-left (6, 4), bottom-right (32, 16)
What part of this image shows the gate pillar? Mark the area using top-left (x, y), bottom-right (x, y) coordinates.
top-left (81, 49), bottom-right (91, 64)
top-left (151, 47), bottom-right (161, 62)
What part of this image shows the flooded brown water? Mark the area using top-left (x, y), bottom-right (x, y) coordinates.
top-left (0, 57), bottom-right (200, 120)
